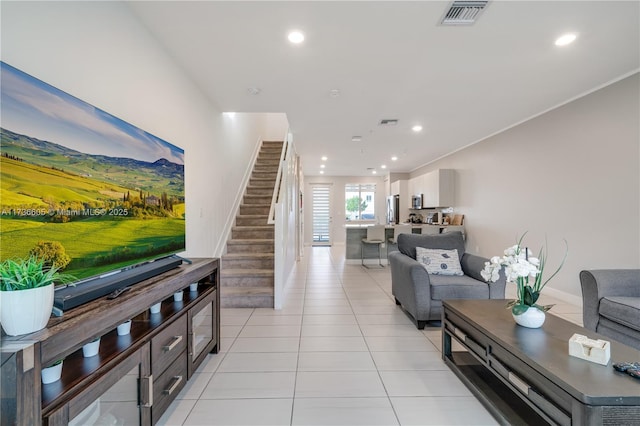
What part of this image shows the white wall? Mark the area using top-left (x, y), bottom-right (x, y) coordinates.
top-left (410, 74), bottom-right (640, 300)
top-left (304, 175), bottom-right (385, 245)
top-left (1, 1), bottom-right (277, 257)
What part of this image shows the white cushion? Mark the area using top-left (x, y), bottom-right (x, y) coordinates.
top-left (416, 247), bottom-right (463, 276)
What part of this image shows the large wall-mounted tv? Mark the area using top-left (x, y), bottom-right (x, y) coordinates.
top-left (0, 62), bottom-right (185, 301)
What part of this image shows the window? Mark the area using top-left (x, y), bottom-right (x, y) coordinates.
top-left (345, 184), bottom-right (375, 221)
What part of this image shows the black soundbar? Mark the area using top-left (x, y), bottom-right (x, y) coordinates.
top-left (54, 256), bottom-right (183, 311)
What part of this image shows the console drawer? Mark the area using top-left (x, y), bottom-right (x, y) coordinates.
top-left (151, 315), bottom-right (187, 375)
top-left (152, 352), bottom-right (187, 425)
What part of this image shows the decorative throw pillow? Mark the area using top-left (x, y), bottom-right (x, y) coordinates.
top-left (415, 247), bottom-right (464, 276)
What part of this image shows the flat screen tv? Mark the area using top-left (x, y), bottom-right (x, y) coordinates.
top-left (0, 62), bottom-right (185, 309)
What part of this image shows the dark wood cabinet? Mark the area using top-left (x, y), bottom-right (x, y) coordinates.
top-left (1, 258), bottom-right (220, 426)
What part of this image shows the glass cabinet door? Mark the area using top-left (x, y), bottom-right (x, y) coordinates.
top-left (69, 365), bottom-right (140, 425)
top-left (46, 344), bottom-right (151, 426)
top-left (192, 300), bottom-right (213, 359)
top-left (188, 289), bottom-right (217, 376)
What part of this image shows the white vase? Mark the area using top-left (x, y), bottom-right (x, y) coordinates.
top-left (117, 320), bottom-right (132, 335)
top-left (513, 306), bottom-right (546, 328)
top-left (150, 302), bottom-right (161, 314)
top-left (189, 283), bottom-right (198, 292)
top-left (0, 284), bottom-right (54, 336)
top-left (174, 291), bottom-right (183, 302)
top-left (41, 360), bottom-right (63, 384)
top-left (82, 338), bottom-right (101, 357)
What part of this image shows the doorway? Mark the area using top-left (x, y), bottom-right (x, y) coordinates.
top-left (311, 184), bottom-right (331, 246)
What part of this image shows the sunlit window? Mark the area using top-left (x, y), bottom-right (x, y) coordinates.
top-left (345, 184), bottom-right (376, 221)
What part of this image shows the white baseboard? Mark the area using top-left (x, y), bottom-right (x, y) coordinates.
top-left (543, 286), bottom-right (583, 308)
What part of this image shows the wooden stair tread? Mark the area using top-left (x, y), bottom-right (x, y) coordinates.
top-left (226, 238), bottom-right (274, 243)
top-left (222, 253), bottom-right (274, 259)
top-left (221, 287), bottom-right (274, 296)
top-left (221, 269), bottom-right (273, 276)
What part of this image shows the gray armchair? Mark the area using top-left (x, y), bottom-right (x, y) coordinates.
top-left (579, 269), bottom-right (640, 350)
top-left (389, 231), bottom-right (506, 329)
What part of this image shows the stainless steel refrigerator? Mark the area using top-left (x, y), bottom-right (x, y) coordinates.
top-left (387, 195), bottom-right (400, 224)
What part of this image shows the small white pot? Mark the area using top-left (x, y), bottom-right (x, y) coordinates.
top-left (117, 320), bottom-right (132, 335)
top-left (513, 307), bottom-right (546, 328)
top-left (41, 361), bottom-right (63, 384)
top-left (189, 283), bottom-right (198, 292)
top-left (150, 302), bottom-right (161, 314)
top-left (174, 291), bottom-right (183, 302)
top-left (0, 284), bottom-right (55, 336)
top-left (82, 338), bottom-right (101, 357)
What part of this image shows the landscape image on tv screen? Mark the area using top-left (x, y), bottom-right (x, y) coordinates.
top-left (0, 62), bottom-right (185, 282)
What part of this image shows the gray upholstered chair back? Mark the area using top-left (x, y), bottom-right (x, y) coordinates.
top-left (397, 231), bottom-right (465, 260)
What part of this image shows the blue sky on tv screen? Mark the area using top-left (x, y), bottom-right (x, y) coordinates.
top-left (0, 61), bottom-right (184, 165)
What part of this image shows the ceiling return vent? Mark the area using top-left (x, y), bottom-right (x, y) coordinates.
top-left (440, 1), bottom-right (489, 25)
top-left (379, 119), bottom-right (398, 126)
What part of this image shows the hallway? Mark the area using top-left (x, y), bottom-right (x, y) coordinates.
top-left (159, 246), bottom-right (581, 425)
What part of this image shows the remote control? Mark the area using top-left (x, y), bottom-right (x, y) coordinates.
top-left (107, 287), bottom-right (131, 299)
top-left (612, 362), bottom-right (640, 372)
top-left (627, 369), bottom-right (640, 380)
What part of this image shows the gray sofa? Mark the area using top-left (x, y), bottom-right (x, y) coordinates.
top-left (580, 269), bottom-right (640, 350)
top-left (388, 231), bottom-right (506, 329)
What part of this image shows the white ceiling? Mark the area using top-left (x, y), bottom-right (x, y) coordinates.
top-left (128, 1), bottom-right (639, 176)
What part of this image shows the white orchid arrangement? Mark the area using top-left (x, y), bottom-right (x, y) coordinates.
top-left (481, 233), bottom-right (568, 315)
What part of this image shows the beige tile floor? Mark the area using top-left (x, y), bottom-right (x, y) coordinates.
top-left (158, 246), bottom-right (583, 426)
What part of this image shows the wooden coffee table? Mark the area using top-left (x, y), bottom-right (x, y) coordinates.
top-left (442, 299), bottom-right (640, 426)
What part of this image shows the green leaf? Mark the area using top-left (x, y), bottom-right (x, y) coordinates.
top-left (522, 285), bottom-right (539, 306)
top-left (534, 303), bottom-right (555, 312)
top-left (512, 304), bottom-right (529, 316)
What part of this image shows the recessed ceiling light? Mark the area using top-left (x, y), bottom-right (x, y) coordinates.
top-left (391, 156), bottom-right (398, 161)
top-left (288, 30), bottom-right (305, 44)
top-left (320, 164), bottom-right (325, 168)
top-left (372, 170), bottom-right (377, 174)
top-left (321, 156), bottom-right (328, 161)
top-left (351, 136), bottom-right (362, 142)
top-left (319, 170), bottom-right (324, 174)
top-left (412, 125), bottom-right (423, 132)
top-left (381, 165), bottom-right (387, 169)
top-left (555, 33), bottom-right (577, 46)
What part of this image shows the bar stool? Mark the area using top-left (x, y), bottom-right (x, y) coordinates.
top-left (442, 225), bottom-right (466, 240)
top-left (361, 225), bottom-right (386, 268)
top-left (420, 225), bottom-right (441, 235)
top-left (389, 224), bottom-right (412, 244)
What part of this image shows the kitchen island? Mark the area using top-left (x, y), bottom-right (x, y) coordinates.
top-left (345, 224), bottom-right (451, 264)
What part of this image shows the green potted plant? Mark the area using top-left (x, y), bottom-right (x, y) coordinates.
top-left (41, 359), bottom-right (64, 384)
top-left (0, 256), bottom-right (69, 336)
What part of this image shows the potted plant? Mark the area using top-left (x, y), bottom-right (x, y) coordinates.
top-left (41, 359), bottom-right (64, 384)
top-left (481, 233), bottom-right (568, 328)
top-left (82, 337), bottom-right (101, 357)
top-left (0, 256), bottom-right (70, 336)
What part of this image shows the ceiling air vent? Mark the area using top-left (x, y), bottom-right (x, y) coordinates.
top-left (441, 1), bottom-right (489, 25)
top-left (379, 119), bottom-right (398, 126)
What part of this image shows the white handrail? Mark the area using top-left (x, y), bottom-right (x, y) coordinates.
top-left (267, 136), bottom-right (288, 225)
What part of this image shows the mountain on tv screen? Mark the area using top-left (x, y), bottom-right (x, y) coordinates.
top-left (0, 62), bottom-right (185, 283)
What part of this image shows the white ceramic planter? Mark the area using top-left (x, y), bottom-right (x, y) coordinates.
top-left (189, 283), bottom-right (198, 292)
top-left (0, 283), bottom-right (54, 336)
top-left (41, 360), bottom-right (63, 384)
top-left (117, 320), bottom-right (132, 335)
top-left (513, 307), bottom-right (546, 328)
top-left (82, 338), bottom-right (101, 357)
top-left (150, 302), bottom-right (161, 314)
top-left (174, 291), bottom-right (183, 302)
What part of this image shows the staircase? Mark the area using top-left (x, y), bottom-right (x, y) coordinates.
top-left (220, 141), bottom-right (283, 308)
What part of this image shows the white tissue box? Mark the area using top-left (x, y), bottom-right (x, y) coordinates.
top-left (568, 333), bottom-right (611, 365)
